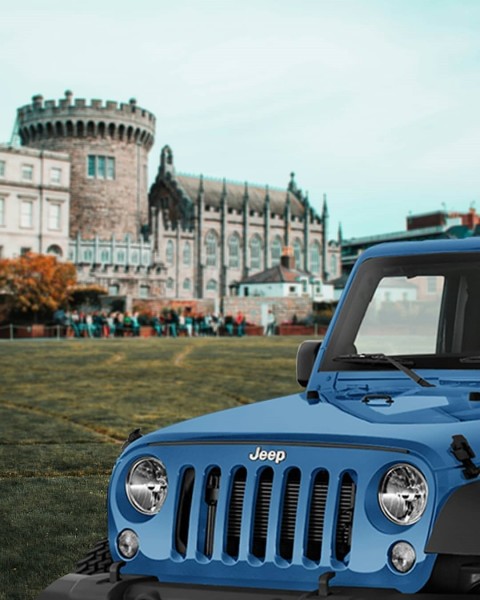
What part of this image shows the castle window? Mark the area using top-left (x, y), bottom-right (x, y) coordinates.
top-left (107, 157), bottom-right (115, 179)
top-left (167, 277), bottom-right (174, 290)
top-left (22, 164), bottom-right (33, 181)
top-left (310, 242), bottom-right (321, 274)
top-left (228, 233), bottom-right (240, 268)
top-left (330, 254), bottom-right (337, 278)
top-left (293, 239), bottom-right (303, 269)
top-left (87, 155), bottom-right (115, 180)
top-left (130, 250), bottom-right (139, 265)
top-left (206, 279), bottom-right (217, 292)
top-left (87, 155), bottom-right (96, 177)
top-left (83, 249), bottom-right (93, 263)
top-left (101, 249), bottom-right (111, 263)
top-left (97, 156), bottom-right (106, 179)
top-left (205, 231), bottom-right (218, 267)
top-left (271, 236), bottom-right (282, 266)
top-left (183, 278), bottom-right (191, 291)
top-left (249, 235), bottom-right (262, 270)
top-left (47, 244), bottom-right (63, 257)
top-left (166, 240), bottom-right (174, 266)
top-left (183, 241), bottom-right (191, 266)
top-left (50, 167), bottom-right (61, 184)
top-left (0, 198), bottom-right (4, 226)
top-left (48, 203), bottom-right (61, 230)
top-left (20, 200), bottom-right (33, 228)
top-left (0, 160), bottom-right (5, 178)
top-left (139, 285), bottom-right (150, 299)
top-left (116, 250), bottom-right (126, 264)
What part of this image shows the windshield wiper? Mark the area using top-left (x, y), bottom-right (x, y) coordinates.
top-left (460, 356), bottom-right (480, 364)
top-left (334, 353), bottom-right (435, 388)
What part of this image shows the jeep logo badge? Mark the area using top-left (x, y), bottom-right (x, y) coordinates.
top-left (248, 446), bottom-right (286, 464)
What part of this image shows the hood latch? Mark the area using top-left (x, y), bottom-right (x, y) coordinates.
top-left (451, 435), bottom-right (480, 479)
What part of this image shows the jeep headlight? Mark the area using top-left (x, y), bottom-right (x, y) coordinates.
top-left (378, 464), bottom-right (428, 525)
top-left (126, 457), bottom-right (168, 515)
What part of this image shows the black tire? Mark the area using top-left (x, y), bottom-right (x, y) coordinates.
top-left (75, 538), bottom-right (113, 575)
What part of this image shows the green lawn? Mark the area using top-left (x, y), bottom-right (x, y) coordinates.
top-left (0, 336), bottom-right (306, 600)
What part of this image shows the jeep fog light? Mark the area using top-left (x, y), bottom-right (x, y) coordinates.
top-left (126, 457), bottom-right (168, 515)
top-left (391, 541), bottom-right (416, 573)
top-left (117, 529), bottom-right (139, 559)
top-left (378, 464), bottom-right (428, 525)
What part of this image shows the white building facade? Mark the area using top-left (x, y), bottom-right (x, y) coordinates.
top-left (0, 145), bottom-right (70, 260)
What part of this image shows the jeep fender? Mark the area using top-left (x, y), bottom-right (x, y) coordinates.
top-left (426, 481), bottom-right (480, 555)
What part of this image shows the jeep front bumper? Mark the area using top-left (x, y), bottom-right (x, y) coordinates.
top-left (35, 572), bottom-right (480, 600)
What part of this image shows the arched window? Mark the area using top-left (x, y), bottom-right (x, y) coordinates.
top-left (206, 279), bottom-right (217, 292)
top-left (293, 239), bottom-right (302, 269)
top-left (205, 231), bottom-right (218, 267)
top-left (250, 235), bottom-right (262, 270)
top-left (183, 241), bottom-right (191, 266)
top-left (116, 250), bottom-right (126, 264)
top-left (100, 249), bottom-right (111, 263)
top-left (166, 277), bottom-right (174, 290)
top-left (228, 233), bottom-right (240, 268)
top-left (83, 249), bottom-right (93, 263)
top-left (183, 278), bottom-right (191, 291)
top-left (310, 242), bottom-right (321, 274)
top-left (130, 250), bottom-right (139, 265)
top-left (330, 254), bottom-right (337, 278)
top-left (47, 244), bottom-right (63, 257)
top-left (271, 236), bottom-right (282, 266)
top-left (166, 240), bottom-right (174, 266)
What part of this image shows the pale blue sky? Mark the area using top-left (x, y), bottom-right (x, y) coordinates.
top-left (2, 0), bottom-right (480, 239)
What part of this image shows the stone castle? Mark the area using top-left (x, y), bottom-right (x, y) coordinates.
top-left (4, 91), bottom-right (340, 308)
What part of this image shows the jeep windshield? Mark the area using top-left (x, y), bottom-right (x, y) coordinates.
top-left (321, 252), bottom-right (480, 372)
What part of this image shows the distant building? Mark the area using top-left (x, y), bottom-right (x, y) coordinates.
top-left (0, 145), bottom-right (70, 259)
top-left (237, 247), bottom-right (334, 302)
top-left (341, 207), bottom-right (480, 276)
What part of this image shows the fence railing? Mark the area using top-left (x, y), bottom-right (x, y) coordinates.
top-left (0, 323), bottom-right (69, 340)
top-left (0, 322), bottom-right (325, 340)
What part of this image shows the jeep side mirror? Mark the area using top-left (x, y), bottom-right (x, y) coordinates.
top-left (296, 340), bottom-right (322, 387)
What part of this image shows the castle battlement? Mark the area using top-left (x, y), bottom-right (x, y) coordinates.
top-left (17, 91), bottom-right (155, 149)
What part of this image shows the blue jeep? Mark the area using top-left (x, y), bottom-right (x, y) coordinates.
top-left (38, 239), bottom-right (480, 598)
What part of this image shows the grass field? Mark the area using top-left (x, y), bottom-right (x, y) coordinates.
top-left (0, 336), bottom-right (306, 600)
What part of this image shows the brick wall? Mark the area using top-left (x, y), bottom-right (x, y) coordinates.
top-left (222, 296), bottom-right (312, 325)
top-left (132, 298), bottom-right (215, 316)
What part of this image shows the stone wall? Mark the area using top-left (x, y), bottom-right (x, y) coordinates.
top-left (131, 298), bottom-right (215, 316)
top-left (17, 94), bottom-right (155, 241)
top-left (222, 296), bottom-right (312, 326)
top-left (22, 137), bottom-right (149, 240)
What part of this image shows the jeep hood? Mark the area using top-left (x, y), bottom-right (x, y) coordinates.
top-left (136, 381), bottom-right (480, 471)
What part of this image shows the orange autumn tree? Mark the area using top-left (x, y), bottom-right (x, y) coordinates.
top-left (0, 252), bottom-right (77, 321)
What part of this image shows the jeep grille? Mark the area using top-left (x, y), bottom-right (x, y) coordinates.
top-left (174, 465), bottom-right (356, 565)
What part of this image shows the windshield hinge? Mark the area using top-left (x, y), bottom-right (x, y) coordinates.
top-left (451, 435), bottom-right (480, 480)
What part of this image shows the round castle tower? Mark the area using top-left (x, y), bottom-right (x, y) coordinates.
top-left (16, 91), bottom-right (156, 240)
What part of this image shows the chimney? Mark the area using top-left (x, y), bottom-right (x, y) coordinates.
top-left (280, 246), bottom-right (295, 270)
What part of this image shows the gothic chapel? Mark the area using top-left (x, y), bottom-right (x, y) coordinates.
top-left (149, 146), bottom-right (337, 300)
